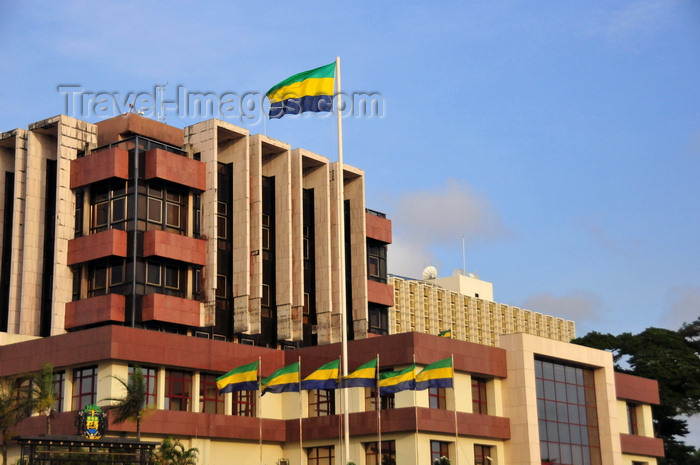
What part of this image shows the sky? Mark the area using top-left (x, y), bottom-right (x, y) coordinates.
top-left (1, 0), bottom-right (699, 444)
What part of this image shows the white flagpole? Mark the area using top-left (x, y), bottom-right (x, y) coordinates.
top-left (258, 357), bottom-right (263, 465)
top-left (336, 55), bottom-right (351, 465)
top-left (452, 354), bottom-right (458, 465)
top-left (376, 354), bottom-right (382, 464)
top-left (299, 356), bottom-right (303, 465)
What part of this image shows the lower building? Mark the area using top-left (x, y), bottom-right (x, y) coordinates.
top-left (1, 328), bottom-right (663, 465)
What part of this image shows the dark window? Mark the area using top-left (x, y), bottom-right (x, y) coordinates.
top-left (90, 180), bottom-right (128, 233)
top-left (367, 240), bottom-right (387, 283)
top-left (72, 366), bottom-right (97, 410)
top-left (308, 446), bottom-right (334, 465)
top-left (365, 441), bottom-right (396, 465)
top-left (144, 183), bottom-right (186, 234)
top-left (233, 390), bottom-right (256, 417)
top-left (472, 377), bottom-right (488, 414)
top-left (535, 358), bottom-right (601, 465)
top-left (474, 444), bottom-right (492, 465)
top-left (87, 260), bottom-right (127, 298)
top-left (144, 260), bottom-right (185, 297)
top-left (129, 365), bottom-right (157, 408)
top-left (429, 387), bottom-right (446, 409)
top-left (365, 387), bottom-right (394, 411)
top-left (52, 371), bottom-right (65, 412)
top-left (368, 305), bottom-right (388, 335)
top-left (430, 440), bottom-right (450, 464)
top-left (627, 402), bottom-right (638, 435)
top-left (165, 370), bottom-right (192, 411)
top-left (308, 390), bottom-right (335, 417)
top-left (200, 374), bottom-right (225, 414)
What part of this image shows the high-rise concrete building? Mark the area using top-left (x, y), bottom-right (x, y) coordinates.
top-left (0, 114), bottom-right (663, 465)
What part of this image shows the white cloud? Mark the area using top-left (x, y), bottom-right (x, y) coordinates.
top-left (658, 285), bottom-right (700, 330)
top-left (521, 290), bottom-right (604, 323)
top-left (386, 178), bottom-right (508, 278)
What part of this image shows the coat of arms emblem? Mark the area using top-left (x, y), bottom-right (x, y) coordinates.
top-left (77, 404), bottom-right (108, 439)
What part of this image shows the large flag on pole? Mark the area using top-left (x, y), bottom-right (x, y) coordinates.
top-left (216, 361), bottom-right (259, 394)
top-left (340, 358), bottom-right (377, 388)
top-left (379, 364), bottom-right (416, 396)
top-left (415, 357), bottom-right (454, 391)
top-left (261, 362), bottom-right (300, 395)
top-left (301, 359), bottom-right (340, 390)
top-left (266, 62), bottom-right (336, 119)
top-left (438, 329), bottom-right (452, 338)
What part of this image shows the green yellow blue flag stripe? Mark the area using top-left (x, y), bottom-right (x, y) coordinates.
top-left (266, 62), bottom-right (336, 119)
top-left (379, 364), bottom-right (415, 395)
top-left (340, 358), bottom-right (377, 388)
top-left (301, 359), bottom-right (340, 390)
top-left (415, 357), bottom-right (453, 390)
top-left (216, 361), bottom-right (259, 394)
top-left (261, 362), bottom-right (300, 395)
top-left (439, 329), bottom-right (452, 338)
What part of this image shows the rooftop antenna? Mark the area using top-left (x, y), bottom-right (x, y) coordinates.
top-left (156, 83), bottom-right (168, 123)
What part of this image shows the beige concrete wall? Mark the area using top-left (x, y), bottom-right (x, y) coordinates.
top-left (499, 333), bottom-right (623, 465)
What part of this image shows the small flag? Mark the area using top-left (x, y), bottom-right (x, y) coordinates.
top-left (301, 359), bottom-right (340, 391)
top-left (261, 362), bottom-right (300, 395)
top-left (266, 62), bottom-right (336, 119)
top-left (438, 329), bottom-right (452, 338)
top-left (340, 358), bottom-right (377, 388)
top-left (378, 364), bottom-right (416, 396)
top-left (216, 361), bottom-right (259, 394)
top-left (415, 357), bottom-right (453, 391)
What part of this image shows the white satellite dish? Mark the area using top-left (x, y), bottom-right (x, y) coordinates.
top-left (422, 266), bottom-right (438, 280)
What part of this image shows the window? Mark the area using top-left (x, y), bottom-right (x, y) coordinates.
top-left (165, 370), bottom-right (192, 411)
top-left (472, 377), bottom-right (488, 414)
top-left (308, 446), bottom-right (334, 465)
top-left (145, 183), bottom-right (186, 234)
top-left (200, 374), bottom-right (225, 414)
top-left (429, 387), bottom-right (446, 409)
top-left (233, 390), bottom-right (256, 417)
top-left (90, 181), bottom-right (127, 233)
top-left (308, 389), bottom-right (335, 417)
top-left (368, 305), bottom-right (388, 336)
top-left (367, 241), bottom-right (387, 283)
top-left (145, 261), bottom-right (185, 297)
top-left (474, 444), bottom-right (492, 465)
top-left (72, 366), bottom-right (97, 410)
top-left (365, 388), bottom-right (394, 411)
top-left (87, 260), bottom-right (126, 297)
top-left (129, 365), bottom-right (157, 408)
top-left (365, 441), bottom-right (396, 465)
top-left (430, 440), bottom-right (450, 464)
top-left (52, 371), bottom-right (65, 412)
top-left (626, 402), bottom-right (638, 435)
top-left (535, 358), bottom-right (601, 465)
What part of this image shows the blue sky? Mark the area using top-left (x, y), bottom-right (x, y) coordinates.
top-left (1, 0), bottom-right (699, 442)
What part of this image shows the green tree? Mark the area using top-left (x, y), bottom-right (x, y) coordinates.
top-left (573, 317), bottom-right (700, 465)
top-left (152, 437), bottom-right (199, 465)
top-left (31, 363), bottom-right (57, 435)
top-left (0, 376), bottom-right (34, 465)
top-left (102, 366), bottom-right (147, 440)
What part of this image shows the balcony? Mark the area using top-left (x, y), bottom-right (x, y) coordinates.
top-left (67, 229), bottom-right (128, 265)
top-left (141, 293), bottom-right (200, 327)
top-left (70, 147), bottom-right (129, 189)
top-left (365, 211), bottom-right (392, 244)
top-left (143, 230), bottom-right (206, 266)
top-left (65, 294), bottom-right (126, 329)
top-left (367, 280), bottom-right (394, 307)
top-left (144, 148), bottom-right (206, 191)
